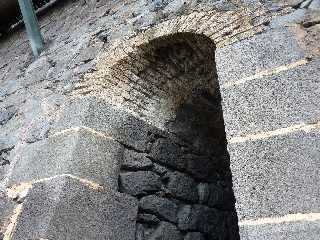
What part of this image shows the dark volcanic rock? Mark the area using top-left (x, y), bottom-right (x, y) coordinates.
top-left (139, 195), bottom-right (178, 223)
top-left (122, 149), bottom-right (153, 170)
top-left (149, 138), bottom-right (185, 170)
top-left (207, 184), bottom-right (235, 210)
top-left (152, 163), bottom-right (168, 175)
top-left (0, 109), bottom-right (15, 125)
top-left (183, 154), bottom-right (216, 180)
top-left (178, 204), bottom-right (225, 235)
top-left (177, 205), bottom-right (197, 231)
top-left (137, 213), bottom-right (160, 225)
top-left (164, 171), bottom-right (198, 203)
top-left (197, 183), bottom-right (210, 204)
top-left (149, 221), bottom-right (183, 240)
top-left (120, 171), bottom-right (161, 196)
top-left (184, 232), bottom-right (206, 240)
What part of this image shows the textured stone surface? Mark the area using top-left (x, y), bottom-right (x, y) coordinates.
top-left (137, 213), bottom-right (160, 224)
top-left (177, 204), bottom-right (225, 235)
top-left (240, 220), bottom-right (320, 240)
top-left (51, 96), bottom-right (155, 151)
top-left (230, 129), bottom-right (320, 220)
top-left (149, 221), bottom-right (182, 240)
top-left (164, 171), bottom-right (198, 203)
top-left (216, 26), bottom-right (305, 84)
top-left (0, 191), bottom-right (16, 232)
top-left (184, 232), bottom-right (205, 240)
top-left (152, 163), bottom-right (168, 175)
top-left (0, 109), bottom-right (15, 126)
top-left (177, 205), bottom-right (197, 231)
top-left (184, 154), bottom-right (216, 180)
top-left (122, 149), bottom-right (153, 171)
top-left (120, 171), bottom-right (161, 196)
top-left (139, 195), bottom-right (178, 223)
top-left (149, 138), bottom-right (185, 170)
top-left (7, 129), bottom-right (123, 189)
top-left (10, 176), bottom-right (138, 240)
top-left (222, 58), bottom-right (320, 137)
top-left (197, 183), bottom-right (210, 204)
top-left (1, 1), bottom-right (318, 240)
top-left (309, 0), bottom-right (320, 9)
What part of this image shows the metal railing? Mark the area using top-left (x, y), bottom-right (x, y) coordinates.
top-left (0, 0), bottom-right (56, 57)
top-left (18, 0), bottom-right (44, 57)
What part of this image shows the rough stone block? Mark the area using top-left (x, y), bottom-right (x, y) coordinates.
top-left (7, 129), bottom-right (123, 189)
top-left (149, 138), bottom-right (185, 170)
top-left (177, 205), bottom-right (197, 231)
top-left (149, 221), bottom-right (182, 240)
top-left (229, 129), bottom-right (320, 220)
top-left (216, 27), bottom-right (305, 85)
top-left (183, 154), bottom-right (216, 180)
top-left (240, 219), bottom-right (320, 240)
top-left (9, 176), bottom-right (138, 240)
top-left (197, 183), bottom-right (210, 204)
top-left (184, 232), bottom-right (205, 240)
top-left (0, 109), bottom-right (15, 126)
top-left (51, 96), bottom-right (156, 151)
top-left (119, 171), bottom-right (161, 196)
top-left (152, 163), bottom-right (168, 175)
top-left (177, 204), bottom-right (225, 235)
top-left (164, 171), bottom-right (198, 203)
top-left (0, 191), bottom-right (16, 233)
top-left (122, 149), bottom-right (153, 170)
top-left (221, 59), bottom-right (320, 137)
top-left (309, 0), bottom-right (320, 10)
top-left (139, 195), bottom-right (178, 223)
top-left (137, 213), bottom-right (160, 224)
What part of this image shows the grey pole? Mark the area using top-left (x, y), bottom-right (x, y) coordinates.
top-left (17, 0), bottom-right (44, 57)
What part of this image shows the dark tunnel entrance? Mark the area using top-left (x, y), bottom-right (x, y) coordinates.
top-left (114, 33), bottom-right (239, 240)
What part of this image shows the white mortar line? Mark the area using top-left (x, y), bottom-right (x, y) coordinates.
top-left (50, 126), bottom-right (114, 140)
top-left (3, 204), bottom-right (23, 240)
top-left (229, 121), bottom-right (320, 143)
top-left (221, 59), bottom-right (309, 89)
top-left (239, 213), bottom-right (320, 226)
top-left (7, 174), bottom-right (104, 199)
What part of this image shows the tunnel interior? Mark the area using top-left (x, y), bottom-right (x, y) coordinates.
top-left (110, 33), bottom-right (239, 240)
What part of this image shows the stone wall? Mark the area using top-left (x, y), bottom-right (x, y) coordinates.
top-left (118, 94), bottom-right (238, 240)
top-left (0, 0), bottom-right (319, 239)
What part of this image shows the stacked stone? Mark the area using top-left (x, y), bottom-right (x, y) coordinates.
top-left (119, 134), bottom-right (238, 240)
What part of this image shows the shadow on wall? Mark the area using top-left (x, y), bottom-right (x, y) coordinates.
top-left (115, 33), bottom-right (240, 240)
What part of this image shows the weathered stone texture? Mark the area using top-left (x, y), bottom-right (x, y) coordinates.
top-left (230, 129), bottom-right (320, 220)
top-left (139, 195), bottom-right (178, 223)
top-left (0, 0), bottom-right (319, 239)
top-left (240, 220), bottom-right (320, 240)
top-left (118, 111), bottom-right (238, 239)
top-left (7, 129), bottom-right (123, 189)
top-left (216, 26), bottom-right (306, 84)
top-left (9, 176), bottom-right (138, 240)
top-left (221, 58), bottom-right (320, 137)
top-left (120, 171), bottom-right (161, 196)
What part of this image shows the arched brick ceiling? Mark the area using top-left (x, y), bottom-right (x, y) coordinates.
top-left (74, 9), bottom-right (271, 127)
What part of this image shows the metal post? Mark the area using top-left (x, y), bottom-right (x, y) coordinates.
top-left (17, 0), bottom-right (44, 57)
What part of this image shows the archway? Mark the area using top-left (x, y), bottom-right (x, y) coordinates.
top-left (105, 32), bottom-right (240, 240)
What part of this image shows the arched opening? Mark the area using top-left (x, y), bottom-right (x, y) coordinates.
top-left (112, 33), bottom-right (239, 240)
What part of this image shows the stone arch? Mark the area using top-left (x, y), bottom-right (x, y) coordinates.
top-left (75, 8), bottom-right (270, 126)
top-left (70, 9), bottom-right (272, 240)
top-left (110, 31), bottom-right (237, 239)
